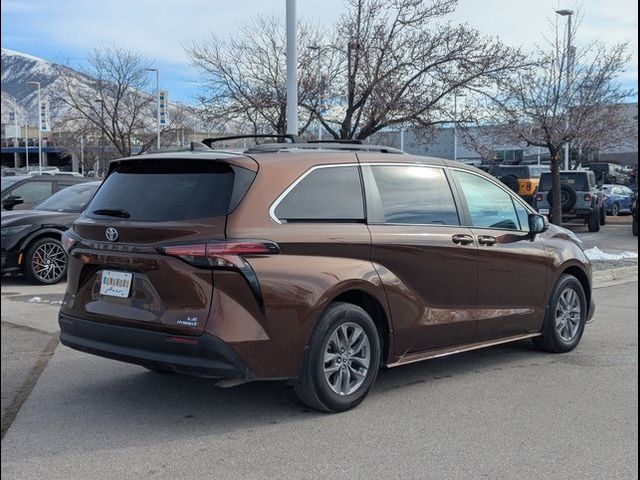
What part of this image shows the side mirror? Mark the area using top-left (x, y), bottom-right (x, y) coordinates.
top-left (2, 195), bottom-right (24, 211)
top-left (529, 213), bottom-right (548, 235)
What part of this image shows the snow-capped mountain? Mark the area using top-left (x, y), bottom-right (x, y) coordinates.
top-left (1, 48), bottom-right (202, 133)
top-left (0, 48), bottom-right (95, 126)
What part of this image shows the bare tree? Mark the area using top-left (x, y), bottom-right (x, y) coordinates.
top-left (56, 123), bottom-right (102, 174)
top-left (302, 0), bottom-right (530, 140)
top-left (468, 12), bottom-right (634, 224)
top-left (185, 15), bottom-right (322, 136)
top-left (58, 45), bottom-right (177, 160)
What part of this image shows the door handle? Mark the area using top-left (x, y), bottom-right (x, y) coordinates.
top-left (478, 235), bottom-right (498, 246)
top-left (452, 234), bottom-right (474, 245)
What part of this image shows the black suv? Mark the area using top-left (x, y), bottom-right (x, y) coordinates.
top-left (534, 170), bottom-right (605, 232)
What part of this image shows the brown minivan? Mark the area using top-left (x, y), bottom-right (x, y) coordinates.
top-left (59, 140), bottom-right (595, 412)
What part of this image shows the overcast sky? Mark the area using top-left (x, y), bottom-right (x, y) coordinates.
top-left (2, 0), bottom-right (637, 103)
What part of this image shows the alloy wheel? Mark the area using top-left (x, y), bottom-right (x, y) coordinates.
top-left (322, 322), bottom-right (371, 396)
top-left (31, 241), bottom-right (67, 283)
top-left (555, 287), bottom-right (582, 342)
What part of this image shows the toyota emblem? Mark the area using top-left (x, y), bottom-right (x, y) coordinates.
top-left (105, 227), bottom-right (119, 242)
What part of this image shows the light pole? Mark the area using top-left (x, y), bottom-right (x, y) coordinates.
top-left (94, 99), bottom-right (105, 176)
top-left (12, 100), bottom-right (19, 168)
top-left (453, 92), bottom-right (465, 162)
top-left (285, 0), bottom-right (298, 136)
top-left (146, 67), bottom-right (160, 149)
top-left (80, 136), bottom-right (85, 174)
top-left (26, 81), bottom-right (42, 172)
top-left (556, 9), bottom-right (574, 170)
top-left (24, 122), bottom-right (29, 168)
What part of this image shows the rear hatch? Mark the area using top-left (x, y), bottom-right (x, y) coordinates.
top-left (61, 157), bottom-right (256, 335)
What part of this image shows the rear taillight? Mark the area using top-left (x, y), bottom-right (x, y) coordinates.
top-left (584, 194), bottom-right (592, 202)
top-left (159, 240), bottom-right (279, 269)
top-left (61, 229), bottom-right (80, 253)
top-left (159, 240), bottom-right (279, 311)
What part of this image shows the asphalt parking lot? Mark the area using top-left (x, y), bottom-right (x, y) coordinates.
top-left (565, 215), bottom-right (638, 254)
top-left (1, 221), bottom-right (638, 479)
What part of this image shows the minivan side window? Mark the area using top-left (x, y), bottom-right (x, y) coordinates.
top-left (368, 165), bottom-right (459, 225)
top-left (274, 166), bottom-right (364, 222)
top-left (454, 171), bottom-right (522, 230)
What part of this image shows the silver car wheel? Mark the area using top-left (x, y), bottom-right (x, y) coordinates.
top-left (31, 241), bottom-right (67, 283)
top-left (323, 322), bottom-right (371, 396)
top-left (555, 287), bottom-right (582, 342)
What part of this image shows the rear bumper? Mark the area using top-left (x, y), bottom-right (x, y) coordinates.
top-left (59, 313), bottom-right (255, 380)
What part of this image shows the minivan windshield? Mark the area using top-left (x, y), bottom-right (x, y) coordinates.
top-left (85, 162), bottom-right (254, 222)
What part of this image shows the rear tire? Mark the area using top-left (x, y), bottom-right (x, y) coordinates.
top-left (533, 274), bottom-right (587, 353)
top-left (295, 302), bottom-right (380, 413)
top-left (588, 208), bottom-right (600, 232)
top-left (548, 185), bottom-right (577, 213)
top-left (611, 203), bottom-right (620, 216)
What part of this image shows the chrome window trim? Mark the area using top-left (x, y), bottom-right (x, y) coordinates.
top-left (268, 162), bottom-right (535, 230)
top-left (269, 162), bottom-right (443, 224)
top-left (268, 163), bottom-right (361, 224)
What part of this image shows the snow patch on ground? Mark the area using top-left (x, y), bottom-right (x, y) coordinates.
top-left (584, 247), bottom-right (639, 261)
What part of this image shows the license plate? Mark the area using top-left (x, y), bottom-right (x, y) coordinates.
top-left (100, 270), bottom-right (133, 298)
top-left (538, 208), bottom-right (550, 215)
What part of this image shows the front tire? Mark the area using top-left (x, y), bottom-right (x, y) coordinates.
top-left (599, 204), bottom-right (606, 225)
top-left (533, 274), bottom-right (587, 353)
top-left (23, 237), bottom-right (68, 285)
top-left (295, 302), bottom-right (381, 413)
top-left (588, 208), bottom-right (600, 232)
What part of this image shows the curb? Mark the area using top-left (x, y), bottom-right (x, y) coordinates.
top-left (593, 266), bottom-right (638, 289)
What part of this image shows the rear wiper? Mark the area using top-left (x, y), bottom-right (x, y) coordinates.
top-left (91, 208), bottom-right (131, 218)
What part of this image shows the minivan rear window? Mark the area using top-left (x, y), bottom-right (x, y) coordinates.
top-left (274, 166), bottom-right (364, 222)
top-left (86, 161), bottom-right (255, 222)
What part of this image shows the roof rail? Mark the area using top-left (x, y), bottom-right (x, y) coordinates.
top-left (201, 134), bottom-right (299, 148)
top-left (244, 143), bottom-right (405, 155)
top-left (305, 139), bottom-right (363, 145)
